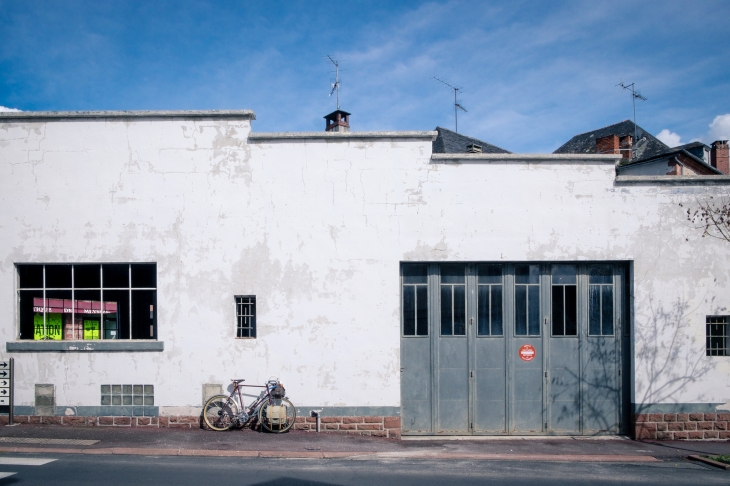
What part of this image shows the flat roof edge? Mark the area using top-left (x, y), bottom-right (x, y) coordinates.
top-left (248, 131), bottom-right (438, 142)
top-left (431, 153), bottom-right (621, 162)
top-left (0, 110), bottom-right (256, 121)
top-left (616, 175), bottom-right (730, 185)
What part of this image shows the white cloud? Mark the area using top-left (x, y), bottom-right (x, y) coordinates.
top-left (656, 129), bottom-right (682, 147)
top-left (0, 106), bottom-right (21, 112)
top-left (708, 114), bottom-right (730, 141)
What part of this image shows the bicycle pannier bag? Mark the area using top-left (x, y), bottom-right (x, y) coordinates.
top-left (267, 405), bottom-right (286, 425)
top-left (271, 383), bottom-right (285, 399)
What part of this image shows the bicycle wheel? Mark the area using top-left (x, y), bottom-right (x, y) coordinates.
top-left (203, 395), bottom-right (239, 431)
top-left (258, 397), bottom-right (296, 433)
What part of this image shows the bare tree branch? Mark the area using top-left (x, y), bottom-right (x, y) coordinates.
top-left (681, 196), bottom-right (730, 243)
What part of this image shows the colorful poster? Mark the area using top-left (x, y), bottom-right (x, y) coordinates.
top-left (33, 313), bottom-right (63, 340)
top-left (83, 320), bottom-right (100, 340)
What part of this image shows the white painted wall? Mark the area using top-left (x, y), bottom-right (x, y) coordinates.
top-left (1, 115), bottom-right (729, 413)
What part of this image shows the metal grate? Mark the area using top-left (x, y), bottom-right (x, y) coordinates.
top-left (101, 384), bottom-right (154, 406)
top-left (236, 295), bottom-right (256, 338)
top-left (706, 316), bottom-right (729, 356)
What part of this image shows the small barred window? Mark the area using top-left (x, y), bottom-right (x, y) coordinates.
top-left (706, 316), bottom-right (729, 356)
top-left (236, 296), bottom-right (256, 338)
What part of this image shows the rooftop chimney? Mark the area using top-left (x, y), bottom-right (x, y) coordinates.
top-left (711, 140), bottom-right (729, 174)
top-left (466, 143), bottom-right (482, 153)
top-left (619, 135), bottom-right (633, 160)
top-left (596, 135), bottom-right (619, 155)
top-left (324, 110), bottom-right (350, 132)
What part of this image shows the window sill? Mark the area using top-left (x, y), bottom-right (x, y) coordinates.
top-left (6, 340), bottom-right (164, 352)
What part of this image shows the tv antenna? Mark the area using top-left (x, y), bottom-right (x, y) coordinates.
top-left (617, 81), bottom-right (647, 155)
top-left (433, 76), bottom-right (467, 132)
top-left (327, 55), bottom-right (341, 110)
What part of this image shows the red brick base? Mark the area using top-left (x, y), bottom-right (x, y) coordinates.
top-left (5, 415), bottom-right (203, 429)
top-left (2, 414), bottom-right (402, 437)
top-left (634, 412), bottom-right (730, 440)
top-left (294, 416), bottom-right (401, 439)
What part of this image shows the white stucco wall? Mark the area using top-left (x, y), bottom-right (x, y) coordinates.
top-left (1, 114), bottom-right (729, 414)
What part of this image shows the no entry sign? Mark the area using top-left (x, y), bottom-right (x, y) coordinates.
top-left (518, 344), bottom-right (536, 362)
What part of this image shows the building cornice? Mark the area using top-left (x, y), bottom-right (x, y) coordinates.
top-left (431, 153), bottom-right (621, 163)
top-left (248, 131), bottom-right (438, 142)
top-left (0, 110), bottom-right (256, 121)
top-left (615, 175), bottom-right (730, 185)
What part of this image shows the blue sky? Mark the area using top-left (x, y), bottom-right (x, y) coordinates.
top-left (1, 0), bottom-right (729, 152)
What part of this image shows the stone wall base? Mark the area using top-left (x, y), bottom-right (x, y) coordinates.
top-left (3, 414), bottom-right (402, 438)
top-left (293, 415), bottom-right (401, 439)
top-left (6, 415), bottom-right (201, 428)
top-left (634, 413), bottom-right (730, 440)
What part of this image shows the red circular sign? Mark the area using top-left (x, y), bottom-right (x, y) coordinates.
top-left (518, 344), bottom-right (536, 362)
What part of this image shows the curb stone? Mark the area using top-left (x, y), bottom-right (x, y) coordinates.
top-left (0, 446), bottom-right (660, 462)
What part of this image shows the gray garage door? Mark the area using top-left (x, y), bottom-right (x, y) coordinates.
top-left (400, 262), bottom-right (628, 436)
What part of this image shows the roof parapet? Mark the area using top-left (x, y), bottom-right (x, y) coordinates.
top-left (0, 110), bottom-right (256, 121)
top-left (431, 153), bottom-right (620, 163)
top-left (248, 131), bottom-right (437, 142)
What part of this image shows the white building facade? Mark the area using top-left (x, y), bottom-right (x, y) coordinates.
top-left (1, 110), bottom-right (728, 439)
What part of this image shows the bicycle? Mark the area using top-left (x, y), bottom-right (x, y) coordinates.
top-left (203, 378), bottom-right (296, 433)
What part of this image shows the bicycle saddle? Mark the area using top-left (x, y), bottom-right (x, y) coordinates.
top-left (231, 378), bottom-right (246, 382)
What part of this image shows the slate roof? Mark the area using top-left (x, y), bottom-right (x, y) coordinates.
top-left (432, 127), bottom-right (511, 154)
top-left (553, 120), bottom-right (669, 160)
top-left (673, 141), bottom-right (708, 151)
top-left (616, 147), bottom-right (722, 175)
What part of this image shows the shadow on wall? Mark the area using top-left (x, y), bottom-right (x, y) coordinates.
top-left (634, 298), bottom-right (716, 413)
top-left (548, 340), bottom-right (622, 433)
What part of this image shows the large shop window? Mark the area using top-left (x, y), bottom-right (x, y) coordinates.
top-left (17, 264), bottom-right (157, 341)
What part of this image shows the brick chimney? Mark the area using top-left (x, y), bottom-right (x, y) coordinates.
top-left (596, 135), bottom-right (619, 155)
top-left (619, 135), bottom-right (633, 160)
top-left (711, 140), bottom-right (729, 174)
top-left (324, 110), bottom-right (350, 132)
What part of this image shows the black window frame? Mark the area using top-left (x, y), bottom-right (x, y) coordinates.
top-left (235, 295), bottom-right (257, 338)
top-left (476, 264), bottom-right (503, 337)
top-left (16, 263), bottom-right (157, 341)
top-left (706, 316), bottom-right (729, 356)
top-left (551, 264), bottom-right (578, 337)
top-left (402, 264), bottom-right (429, 337)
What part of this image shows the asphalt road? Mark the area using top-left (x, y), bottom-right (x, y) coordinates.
top-left (0, 453), bottom-right (726, 486)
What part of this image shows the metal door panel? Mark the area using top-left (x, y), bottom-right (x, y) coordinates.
top-left (512, 397), bottom-right (543, 432)
top-left (511, 339), bottom-right (543, 433)
top-left (548, 338), bottom-right (580, 433)
top-left (474, 339), bottom-right (506, 432)
top-left (400, 337), bottom-right (432, 434)
top-left (583, 338), bottom-right (619, 433)
top-left (437, 337), bottom-right (469, 433)
top-left (401, 262), bottom-right (628, 437)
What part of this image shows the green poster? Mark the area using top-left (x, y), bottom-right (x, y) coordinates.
top-left (83, 320), bottom-right (100, 340)
top-left (33, 313), bottom-right (63, 340)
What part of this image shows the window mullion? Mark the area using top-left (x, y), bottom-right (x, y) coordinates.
top-left (71, 264), bottom-right (75, 341)
top-left (42, 265), bottom-right (47, 339)
top-left (128, 264), bottom-right (132, 340)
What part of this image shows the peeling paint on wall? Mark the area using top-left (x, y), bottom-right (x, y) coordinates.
top-left (1, 117), bottom-right (730, 413)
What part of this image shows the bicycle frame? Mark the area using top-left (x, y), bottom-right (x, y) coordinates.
top-left (228, 380), bottom-right (278, 423)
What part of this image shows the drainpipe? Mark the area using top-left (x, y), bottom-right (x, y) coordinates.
top-left (310, 410), bottom-right (322, 433)
top-left (673, 156), bottom-right (684, 176)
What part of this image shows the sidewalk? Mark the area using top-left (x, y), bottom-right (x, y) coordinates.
top-left (0, 423), bottom-right (727, 463)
